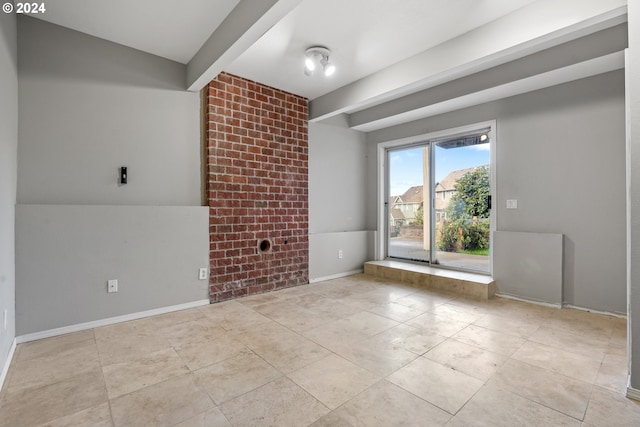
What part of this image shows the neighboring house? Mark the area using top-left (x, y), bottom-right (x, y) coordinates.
top-left (388, 196), bottom-right (406, 236)
top-left (435, 165), bottom-right (488, 220)
top-left (389, 195), bottom-right (405, 226)
top-left (389, 165), bottom-right (489, 223)
top-left (390, 207), bottom-right (405, 225)
top-left (389, 195), bottom-right (401, 209)
top-left (389, 207), bottom-right (405, 237)
top-left (435, 197), bottom-right (448, 222)
top-left (395, 186), bottom-right (424, 223)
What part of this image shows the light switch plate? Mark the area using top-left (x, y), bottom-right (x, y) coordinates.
top-left (506, 199), bottom-right (518, 209)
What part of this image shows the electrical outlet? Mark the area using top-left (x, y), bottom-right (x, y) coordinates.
top-left (107, 279), bottom-right (118, 293)
top-left (506, 199), bottom-right (518, 209)
top-left (338, 249), bottom-right (343, 259)
top-left (199, 268), bottom-right (208, 280)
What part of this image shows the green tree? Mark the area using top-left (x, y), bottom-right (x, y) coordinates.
top-left (445, 197), bottom-right (469, 221)
top-left (447, 166), bottom-right (490, 219)
top-left (438, 166), bottom-right (491, 253)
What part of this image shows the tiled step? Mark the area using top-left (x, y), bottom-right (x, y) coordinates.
top-left (364, 260), bottom-right (495, 300)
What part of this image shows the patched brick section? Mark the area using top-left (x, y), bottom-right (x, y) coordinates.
top-left (205, 72), bottom-right (309, 303)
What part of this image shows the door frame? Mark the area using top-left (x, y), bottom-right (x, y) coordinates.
top-left (376, 120), bottom-right (497, 274)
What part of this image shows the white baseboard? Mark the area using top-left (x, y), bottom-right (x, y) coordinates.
top-left (563, 304), bottom-right (627, 318)
top-left (309, 269), bottom-right (363, 283)
top-left (16, 299), bottom-right (210, 344)
top-left (494, 295), bottom-right (628, 317)
top-left (495, 293), bottom-right (562, 309)
top-left (0, 338), bottom-right (17, 393)
top-left (627, 386), bottom-right (640, 401)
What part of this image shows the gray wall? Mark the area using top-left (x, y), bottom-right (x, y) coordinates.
top-left (368, 71), bottom-right (626, 314)
top-left (14, 17), bottom-right (208, 336)
top-left (627, 1), bottom-right (640, 391)
top-left (16, 205), bottom-right (209, 335)
top-left (309, 231), bottom-right (373, 281)
top-left (309, 118), bottom-right (373, 279)
top-left (0, 10), bottom-right (17, 376)
top-left (17, 16), bottom-right (201, 206)
top-left (309, 117), bottom-right (368, 233)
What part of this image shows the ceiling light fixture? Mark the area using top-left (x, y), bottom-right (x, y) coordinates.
top-left (304, 46), bottom-right (336, 77)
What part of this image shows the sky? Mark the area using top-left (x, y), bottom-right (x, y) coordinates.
top-left (389, 142), bottom-right (490, 196)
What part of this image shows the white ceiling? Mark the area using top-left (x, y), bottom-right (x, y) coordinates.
top-left (33, 0), bottom-right (536, 99)
top-left (226, 0), bottom-right (537, 99)
top-left (32, 0), bottom-right (240, 64)
top-left (30, 0), bottom-right (627, 129)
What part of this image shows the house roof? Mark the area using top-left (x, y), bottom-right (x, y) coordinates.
top-left (400, 186), bottom-right (424, 204)
top-left (436, 165), bottom-right (488, 192)
top-left (390, 208), bottom-right (405, 220)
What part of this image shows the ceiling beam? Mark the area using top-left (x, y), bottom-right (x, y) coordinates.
top-left (349, 24), bottom-right (628, 132)
top-left (309, 0), bottom-right (627, 122)
top-left (356, 52), bottom-right (624, 133)
top-left (186, 0), bottom-right (303, 91)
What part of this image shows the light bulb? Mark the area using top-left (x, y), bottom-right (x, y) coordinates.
top-left (305, 57), bottom-right (315, 72)
top-left (324, 63), bottom-right (336, 76)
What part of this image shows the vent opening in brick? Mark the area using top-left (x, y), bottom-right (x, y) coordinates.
top-left (259, 239), bottom-right (272, 253)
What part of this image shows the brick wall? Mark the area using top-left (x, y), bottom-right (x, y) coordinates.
top-left (205, 72), bottom-right (309, 303)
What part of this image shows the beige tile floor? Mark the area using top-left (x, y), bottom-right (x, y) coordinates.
top-left (1, 274), bottom-right (639, 426)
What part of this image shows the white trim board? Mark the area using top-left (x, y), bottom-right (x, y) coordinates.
top-left (495, 293), bottom-right (562, 309)
top-left (627, 386), bottom-right (640, 402)
top-left (309, 269), bottom-right (363, 283)
top-left (496, 293), bottom-right (628, 318)
top-left (0, 339), bottom-right (17, 393)
top-left (564, 304), bottom-right (627, 319)
top-left (16, 299), bottom-right (210, 344)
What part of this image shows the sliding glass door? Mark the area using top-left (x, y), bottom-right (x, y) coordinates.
top-left (386, 128), bottom-right (492, 273)
top-left (387, 145), bottom-right (430, 262)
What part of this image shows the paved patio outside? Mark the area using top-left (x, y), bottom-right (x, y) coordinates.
top-left (389, 238), bottom-right (489, 273)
